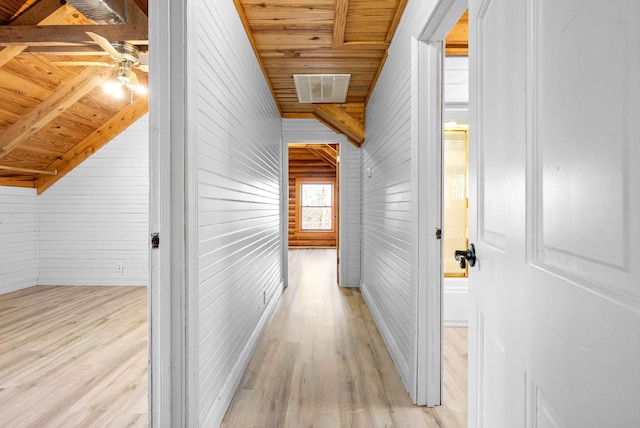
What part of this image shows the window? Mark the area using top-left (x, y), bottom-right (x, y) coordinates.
top-left (299, 181), bottom-right (334, 231)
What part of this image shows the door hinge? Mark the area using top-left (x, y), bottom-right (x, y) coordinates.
top-left (337, 257), bottom-right (340, 264)
top-left (435, 228), bottom-right (442, 240)
top-left (151, 233), bottom-right (160, 249)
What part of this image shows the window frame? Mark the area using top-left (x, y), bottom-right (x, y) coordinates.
top-left (295, 177), bottom-right (337, 234)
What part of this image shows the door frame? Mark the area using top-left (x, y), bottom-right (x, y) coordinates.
top-left (282, 132), bottom-right (348, 286)
top-left (412, 0), bottom-right (468, 407)
top-left (149, 0), bottom-right (197, 425)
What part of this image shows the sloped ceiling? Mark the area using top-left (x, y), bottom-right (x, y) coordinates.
top-left (234, 1), bottom-right (467, 147)
top-left (0, 0), bottom-right (148, 193)
top-left (0, 1), bottom-right (465, 192)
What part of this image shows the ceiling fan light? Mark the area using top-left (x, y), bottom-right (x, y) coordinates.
top-left (102, 80), bottom-right (124, 98)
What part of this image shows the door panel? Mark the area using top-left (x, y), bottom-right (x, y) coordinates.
top-left (477, 0), bottom-right (511, 251)
top-left (530, 0), bottom-right (639, 297)
top-left (469, 0), bottom-right (640, 427)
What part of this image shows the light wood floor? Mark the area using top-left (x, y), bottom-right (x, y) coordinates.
top-left (221, 249), bottom-right (468, 428)
top-left (0, 252), bottom-right (467, 428)
top-left (0, 286), bottom-right (148, 428)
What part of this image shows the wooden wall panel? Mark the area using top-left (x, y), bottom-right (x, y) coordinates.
top-left (37, 115), bottom-right (149, 286)
top-left (288, 146), bottom-right (337, 247)
top-left (360, 0), bottom-right (439, 394)
top-left (0, 186), bottom-right (37, 294)
top-left (194, 3), bottom-right (283, 427)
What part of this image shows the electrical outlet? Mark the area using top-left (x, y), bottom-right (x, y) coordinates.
top-left (116, 263), bottom-right (123, 272)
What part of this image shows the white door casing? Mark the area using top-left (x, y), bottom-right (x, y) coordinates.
top-left (468, 0), bottom-right (640, 427)
top-left (414, 0), bottom-right (468, 406)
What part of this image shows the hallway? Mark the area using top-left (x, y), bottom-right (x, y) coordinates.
top-left (221, 249), bottom-right (467, 427)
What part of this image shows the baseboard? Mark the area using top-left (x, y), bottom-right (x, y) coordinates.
top-left (201, 280), bottom-right (284, 427)
top-left (443, 278), bottom-right (469, 327)
top-left (360, 282), bottom-right (411, 392)
top-left (0, 282), bottom-right (36, 296)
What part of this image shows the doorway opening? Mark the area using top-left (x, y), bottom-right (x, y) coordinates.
top-left (442, 5), bottom-right (469, 418)
top-left (288, 143), bottom-right (339, 249)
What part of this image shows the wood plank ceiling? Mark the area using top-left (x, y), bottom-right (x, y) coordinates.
top-left (0, 0), bottom-right (148, 193)
top-left (235, 1), bottom-right (467, 147)
top-left (234, 0), bottom-right (409, 147)
top-left (0, 1), bottom-right (465, 192)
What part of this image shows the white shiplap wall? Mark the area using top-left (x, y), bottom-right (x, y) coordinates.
top-left (282, 118), bottom-right (361, 287)
top-left (37, 115), bottom-right (149, 286)
top-left (445, 56), bottom-right (469, 103)
top-left (0, 186), bottom-right (38, 294)
top-left (361, 0), bottom-right (438, 391)
top-left (339, 140), bottom-right (362, 287)
top-left (193, 3), bottom-right (283, 426)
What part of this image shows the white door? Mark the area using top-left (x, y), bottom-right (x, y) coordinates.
top-left (468, 0), bottom-right (640, 426)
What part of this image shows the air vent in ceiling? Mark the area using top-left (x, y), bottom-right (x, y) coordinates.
top-left (67, 0), bottom-right (126, 25)
top-left (293, 74), bottom-right (351, 103)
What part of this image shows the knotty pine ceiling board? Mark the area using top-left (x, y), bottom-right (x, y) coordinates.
top-left (236, 0), bottom-right (407, 118)
top-left (0, 0), bottom-right (149, 190)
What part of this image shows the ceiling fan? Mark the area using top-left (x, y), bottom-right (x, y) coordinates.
top-left (51, 32), bottom-right (148, 96)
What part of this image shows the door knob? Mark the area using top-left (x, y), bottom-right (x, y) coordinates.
top-left (454, 243), bottom-right (476, 269)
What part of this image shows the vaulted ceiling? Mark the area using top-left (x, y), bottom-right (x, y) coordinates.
top-left (0, 0), bottom-right (148, 193)
top-left (234, 0), bottom-right (408, 147)
top-left (234, 1), bottom-right (467, 147)
top-left (0, 1), bottom-right (465, 193)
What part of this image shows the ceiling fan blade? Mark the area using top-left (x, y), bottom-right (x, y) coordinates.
top-left (86, 31), bottom-right (121, 60)
top-left (50, 61), bottom-right (115, 67)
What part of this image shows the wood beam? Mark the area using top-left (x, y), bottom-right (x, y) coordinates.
top-left (0, 178), bottom-right (35, 188)
top-left (21, 45), bottom-right (118, 55)
top-left (312, 104), bottom-right (365, 147)
top-left (0, 46), bottom-right (27, 68)
top-left (0, 165), bottom-right (57, 175)
top-left (0, 24), bottom-right (148, 46)
top-left (131, 0), bottom-right (148, 17)
top-left (36, 95), bottom-right (148, 194)
top-left (0, 64), bottom-right (113, 159)
top-left (10, 0), bottom-right (75, 26)
top-left (306, 145), bottom-right (337, 167)
top-left (333, 0), bottom-right (348, 48)
top-left (0, 0), bottom-right (76, 67)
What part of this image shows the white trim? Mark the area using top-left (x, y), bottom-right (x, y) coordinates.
top-left (282, 120), bottom-right (350, 287)
top-left (443, 278), bottom-right (469, 327)
top-left (411, 37), bottom-right (445, 406)
top-left (420, 0), bottom-right (469, 41)
top-left (203, 280), bottom-right (284, 426)
top-left (362, 283), bottom-right (410, 386)
top-left (281, 131), bottom-right (289, 288)
top-left (149, 0), bottom-right (189, 425)
top-left (184, 0), bottom-right (200, 423)
top-left (413, 0), bottom-right (469, 408)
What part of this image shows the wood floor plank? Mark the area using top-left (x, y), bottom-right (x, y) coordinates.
top-left (0, 253), bottom-right (467, 427)
top-left (221, 249), bottom-right (468, 428)
top-left (0, 286), bottom-right (147, 428)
